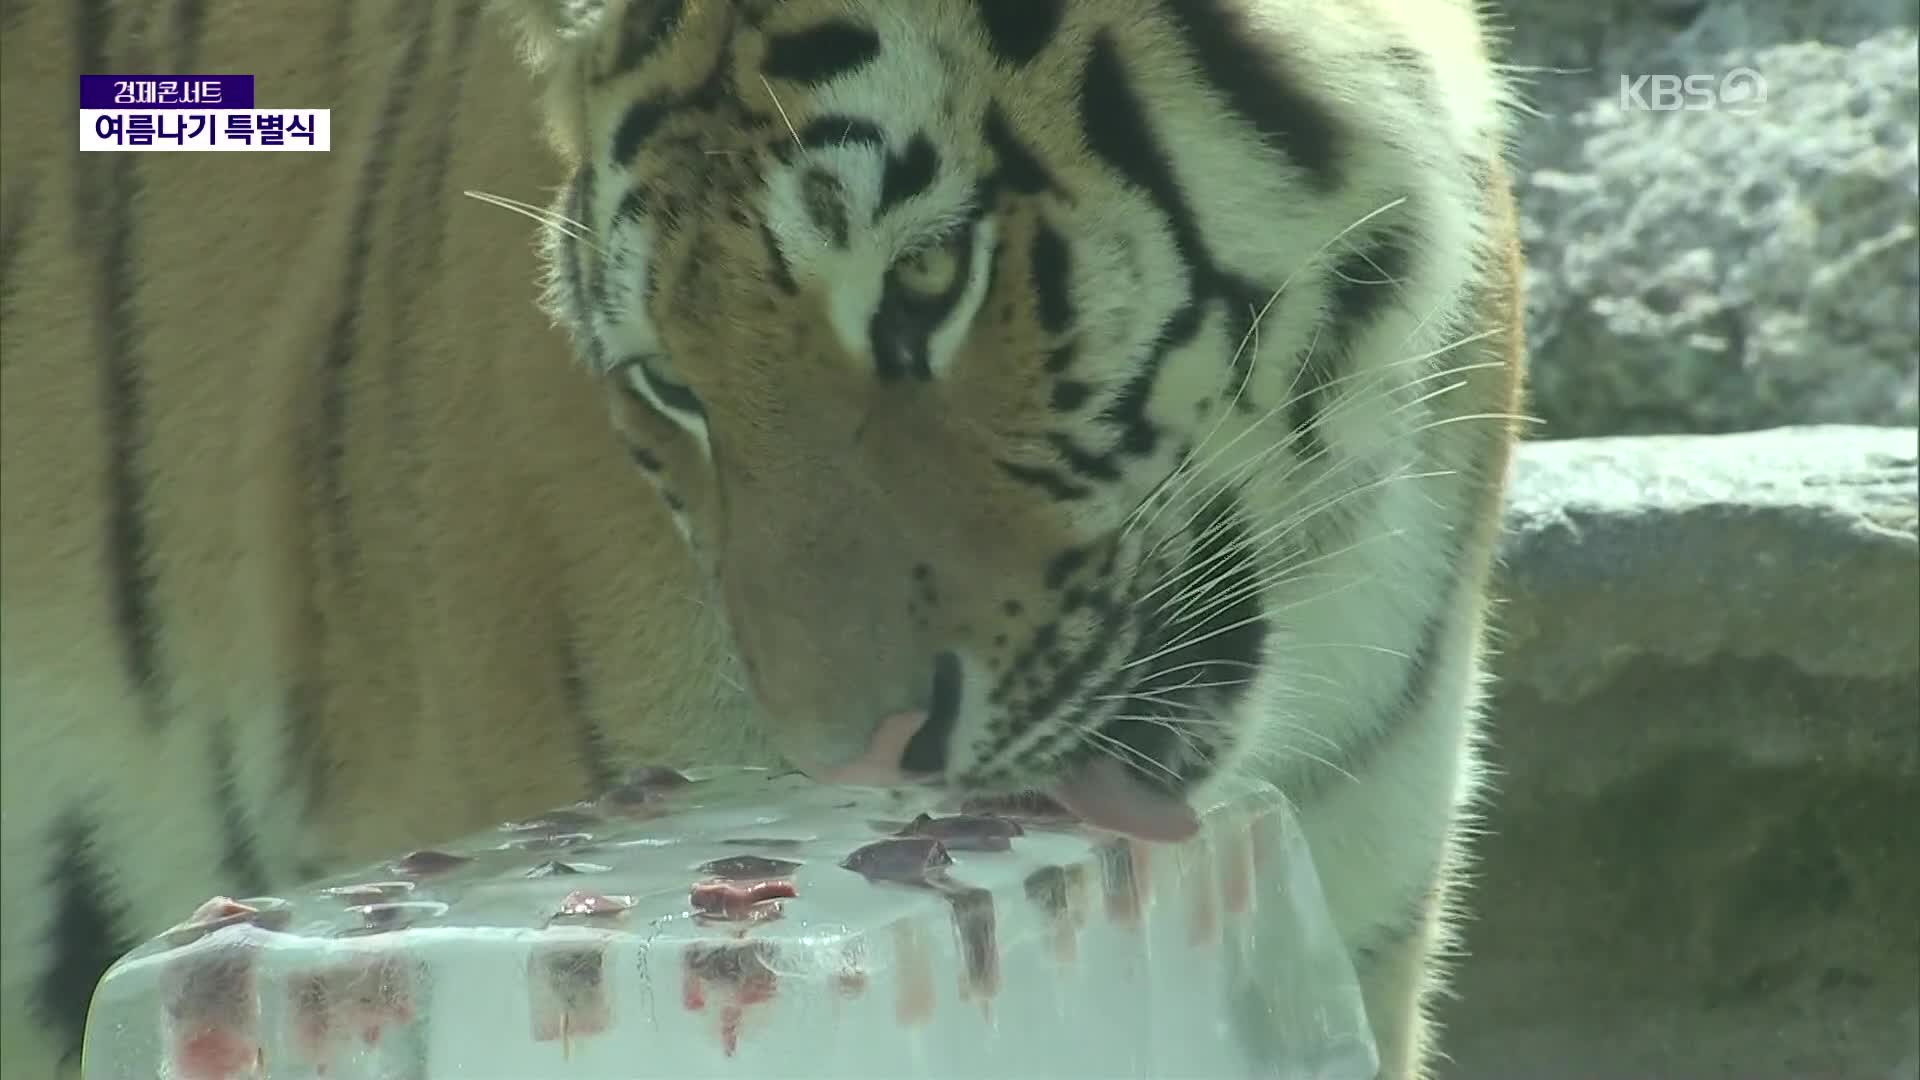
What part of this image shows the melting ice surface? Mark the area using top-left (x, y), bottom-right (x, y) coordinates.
top-left (82, 767), bottom-right (1377, 1078)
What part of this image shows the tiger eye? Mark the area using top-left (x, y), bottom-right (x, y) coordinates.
top-left (893, 236), bottom-right (964, 296)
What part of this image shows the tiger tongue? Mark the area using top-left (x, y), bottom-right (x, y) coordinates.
top-left (1048, 756), bottom-right (1200, 843)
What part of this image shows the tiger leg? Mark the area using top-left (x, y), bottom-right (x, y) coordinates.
top-left (0, 669), bottom-right (293, 1077)
top-left (1233, 593), bottom-right (1492, 1078)
top-left (1350, 858), bottom-right (1463, 1080)
top-left (0, 677), bottom-right (149, 1080)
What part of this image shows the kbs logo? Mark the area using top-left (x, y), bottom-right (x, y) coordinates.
top-left (1618, 68), bottom-right (1767, 114)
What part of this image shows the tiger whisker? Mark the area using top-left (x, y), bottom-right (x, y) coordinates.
top-left (1108, 693), bottom-right (1357, 761)
top-left (462, 188), bottom-right (605, 255)
top-left (1135, 291), bottom-right (1505, 553)
top-left (1141, 454), bottom-right (1448, 615)
top-left (1161, 544), bottom-right (1424, 644)
top-left (1124, 196), bottom-right (1413, 542)
top-left (1139, 347), bottom-right (1496, 571)
top-left (1107, 713), bottom-right (1215, 759)
top-left (1131, 572), bottom-right (1416, 673)
top-left (1156, 516), bottom-right (1413, 625)
top-left (1143, 343), bottom-right (1505, 565)
top-left (1264, 738), bottom-right (1359, 785)
top-left (1092, 677), bottom-right (1250, 709)
top-left (760, 76), bottom-right (804, 151)
top-left (1146, 372), bottom-right (1524, 608)
top-left (1108, 711), bottom-right (1234, 729)
top-left (1080, 727), bottom-right (1185, 786)
top-left (1117, 658), bottom-right (1263, 690)
top-left (1154, 467), bottom-right (1455, 624)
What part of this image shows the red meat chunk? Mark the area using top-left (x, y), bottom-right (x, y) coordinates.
top-left (689, 878), bottom-right (797, 922)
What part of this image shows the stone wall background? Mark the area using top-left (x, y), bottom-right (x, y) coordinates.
top-left (1430, 3), bottom-right (1919, 1075)
top-left (1493, 0), bottom-right (1916, 438)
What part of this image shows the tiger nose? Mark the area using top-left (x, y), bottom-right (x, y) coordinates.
top-left (815, 650), bottom-right (964, 786)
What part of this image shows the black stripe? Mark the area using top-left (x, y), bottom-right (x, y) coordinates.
top-left (1288, 227), bottom-right (1416, 446)
top-left (627, 444), bottom-right (664, 472)
top-left (1029, 220), bottom-right (1073, 333)
top-left (1011, 638), bottom-right (1142, 772)
top-left (1160, 0), bottom-right (1342, 192)
top-left (1046, 432), bottom-right (1122, 481)
top-left (900, 649), bottom-right (964, 773)
top-left (630, 355), bottom-right (705, 417)
top-left (1115, 491), bottom-right (1267, 788)
top-left (801, 167), bottom-right (850, 248)
top-left (72, 0), bottom-right (167, 727)
top-left (1043, 544), bottom-right (1088, 589)
top-left (869, 279), bottom-right (912, 381)
top-left (1282, 580), bottom-right (1459, 806)
top-left (1079, 33), bottom-right (1207, 303)
top-left (322, 0), bottom-right (354, 102)
top-left (1006, 575), bottom-right (1136, 761)
top-left (581, 166), bottom-right (614, 320)
top-left (1103, 302), bottom-right (1202, 461)
top-left (798, 114), bottom-right (886, 151)
top-left (759, 222), bottom-right (798, 293)
top-left (169, 0), bottom-right (207, 70)
top-left (283, 677), bottom-right (331, 816)
top-left (616, 187), bottom-right (647, 224)
top-left (1049, 378), bottom-right (1091, 412)
top-left (317, 13), bottom-right (432, 576)
top-left (560, 629), bottom-right (619, 795)
top-left (388, 2), bottom-right (483, 528)
top-left (0, 173), bottom-right (32, 327)
top-left (452, 0), bottom-right (483, 52)
top-left (36, 811), bottom-right (135, 1068)
top-left (556, 173), bottom-right (605, 368)
top-left (998, 459), bottom-right (1090, 501)
top-left (609, 0), bottom-right (685, 77)
top-left (971, 0), bottom-right (1063, 67)
top-left (1078, 38), bottom-right (1298, 464)
top-left (1077, 34), bottom-right (1224, 466)
top-left (982, 104), bottom-right (1057, 196)
top-left (210, 718), bottom-right (272, 895)
top-left (761, 19), bottom-right (881, 86)
top-left (612, 99), bottom-right (670, 166)
top-left (1330, 228), bottom-right (1415, 329)
top-left (1286, 344), bottom-right (1333, 445)
top-left (876, 132), bottom-right (940, 218)
top-left (1350, 858), bottom-right (1446, 966)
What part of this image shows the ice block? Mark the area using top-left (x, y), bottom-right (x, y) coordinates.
top-left (82, 767), bottom-right (1377, 1079)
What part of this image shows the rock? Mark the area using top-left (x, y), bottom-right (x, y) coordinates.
top-left (1495, 424), bottom-right (1918, 697)
top-left (1436, 426), bottom-right (1920, 1078)
top-left (1487, 0), bottom-right (1919, 437)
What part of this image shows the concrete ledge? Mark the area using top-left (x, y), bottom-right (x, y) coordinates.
top-left (1496, 424), bottom-right (1918, 693)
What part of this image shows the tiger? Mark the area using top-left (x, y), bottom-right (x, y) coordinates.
top-left (0, 0), bottom-right (1527, 1075)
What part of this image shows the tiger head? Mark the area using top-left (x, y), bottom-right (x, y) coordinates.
top-left (509, 0), bottom-right (1503, 838)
